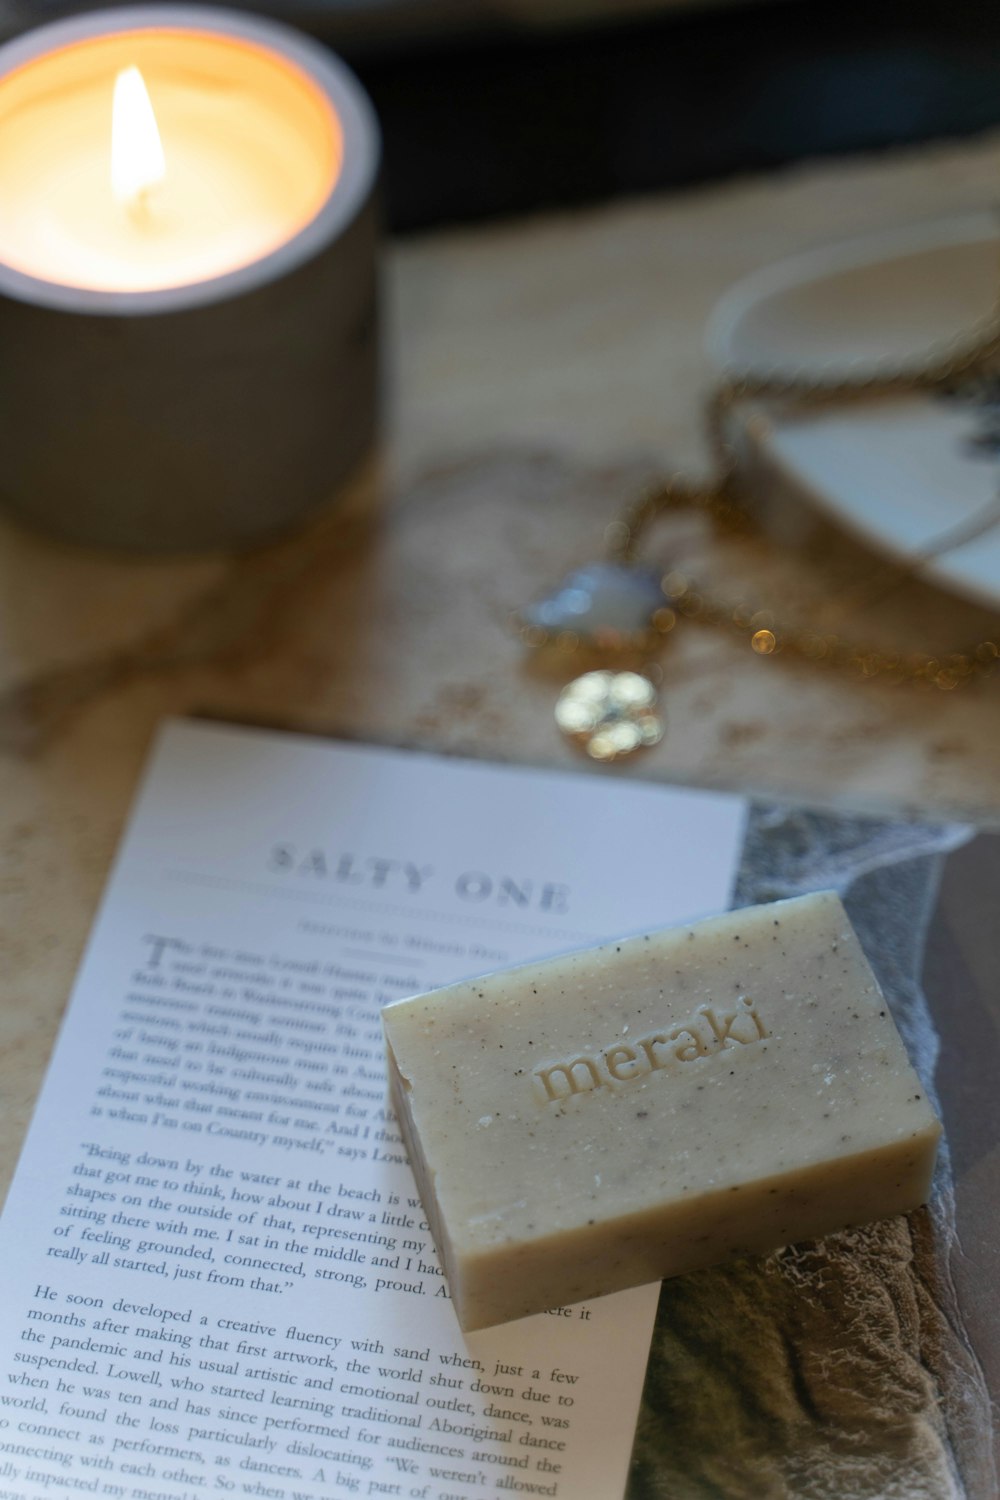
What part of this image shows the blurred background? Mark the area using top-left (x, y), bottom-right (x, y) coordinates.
top-left (3, 0), bottom-right (999, 232)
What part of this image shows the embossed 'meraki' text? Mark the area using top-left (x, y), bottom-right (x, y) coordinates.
top-left (533, 996), bottom-right (770, 1103)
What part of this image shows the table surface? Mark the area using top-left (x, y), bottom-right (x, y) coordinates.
top-left (2, 124), bottom-right (1000, 1488)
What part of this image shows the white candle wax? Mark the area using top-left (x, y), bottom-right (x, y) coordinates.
top-left (0, 27), bottom-right (342, 292)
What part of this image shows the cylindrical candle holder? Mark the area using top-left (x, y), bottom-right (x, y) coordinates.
top-left (0, 7), bottom-right (379, 551)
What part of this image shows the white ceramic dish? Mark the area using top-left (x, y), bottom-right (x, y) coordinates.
top-left (706, 213), bottom-right (1000, 610)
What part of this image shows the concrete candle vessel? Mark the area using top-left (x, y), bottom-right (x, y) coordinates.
top-left (0, 6), bottom-right (380, 550)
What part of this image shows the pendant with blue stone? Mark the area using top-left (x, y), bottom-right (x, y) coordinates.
top-left (518, 562), bottom-right (675, 649)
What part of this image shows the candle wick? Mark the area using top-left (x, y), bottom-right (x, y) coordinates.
top-left (127, 187), bottom-right (155, 228)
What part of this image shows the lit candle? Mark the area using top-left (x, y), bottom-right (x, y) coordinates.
top-left (0, 7), bottom-right (379, 549)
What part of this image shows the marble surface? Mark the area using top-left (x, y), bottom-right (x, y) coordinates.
top-left (4, 129), bottom-right (1000, 1209)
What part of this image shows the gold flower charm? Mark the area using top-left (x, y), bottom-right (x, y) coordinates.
top-left (555, 671), bottom-right (663, 761)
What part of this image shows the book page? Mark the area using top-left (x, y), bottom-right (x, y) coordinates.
top-left (0, 721), bottom-right (746, 1500)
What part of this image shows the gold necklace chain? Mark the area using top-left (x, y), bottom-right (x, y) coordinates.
top-left (528, 304), bottom-right (1000, 692)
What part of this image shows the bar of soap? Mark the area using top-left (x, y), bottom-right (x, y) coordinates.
top-left (382, 891), bottom-right (941, 1331)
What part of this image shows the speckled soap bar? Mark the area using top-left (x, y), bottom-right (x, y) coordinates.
top-left (382, 891), bottom-right (941, 1331)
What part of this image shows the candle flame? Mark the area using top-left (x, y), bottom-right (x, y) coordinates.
top-left (111, 66), bottom-right (165, 210)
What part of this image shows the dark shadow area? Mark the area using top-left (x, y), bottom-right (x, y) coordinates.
top-left (339, 0), bottom-right (1000, 230)
top-left (921, 831), bottom-right (1000, 1478)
